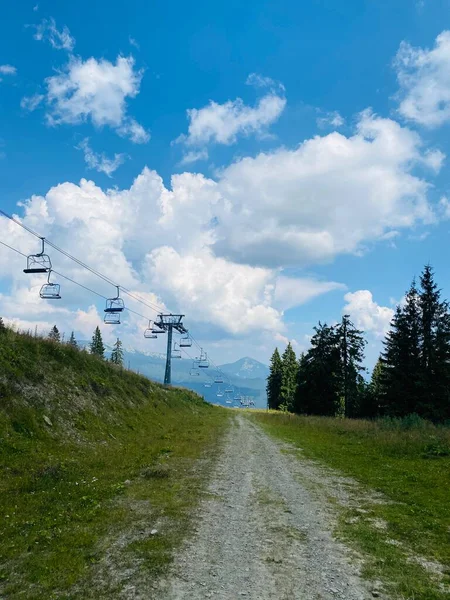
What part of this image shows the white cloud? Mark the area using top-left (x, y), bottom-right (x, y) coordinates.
top-left (316, 110), bottom-right (345, 129)
top-left (77, 138), bottom-right (127, 177)
top-left (129, 37), bottom-right (139, 49)
top-left (20, 94), bottom-right (45, 111)
top-left (0, 64), bottom-right (17, 76)
top-left (439, 196), bottom-right (450, 219)
top-left (212, 110), bottom-right (439, 267)
top-left (246, 73), bottom-right (285, 92)
top-left (33, 17), bottom-right (75, 52)
top-left (179, 149), bottom-right (209, 165)
top-left (395, 31), bottom-right (450, 127)
top-left (0, 108), bottom-right (444, 357)
top-left (273, 276), bottom-right (346, 310)
top-left (45, 55), bottom-right (149, 143)
top-left (178, 92), bottom-right (286, 147)
top-left (343, 290), bottom-right (394, 338)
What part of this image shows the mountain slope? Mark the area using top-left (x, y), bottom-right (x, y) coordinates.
top-left (0, 328), bottom-right (228, 598)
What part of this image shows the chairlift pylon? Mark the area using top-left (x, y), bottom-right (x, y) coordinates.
top-left (24, 238), bottom-right (52, 274)
top-left (39, 270), bottom-right (61, 299)
top-left (144, 320), bottom-right (158, 339)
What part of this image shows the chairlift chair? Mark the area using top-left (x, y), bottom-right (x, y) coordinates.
top-left (198, 349), bottom-right (209, 368)
top-left (190, 361), bottom-right (200, 376)
top-left (179, 333), bottom-right (192, 348)
top-left (104, 311), bottom-right (121, 325)
top-left (104, 286), bottom-right (125, 313)
top-left (214, 376), bottom-right (224, 384)
top-left (204, 382), bottom-right (212, 388)
top-left (216, 386), bottom-right (224, 398)
top-left (24, 238), bottom-right (52, 274)
top-left (39, 270), bottom-right (61, 299)
top-left (172, 342), bottom-right (182, 359)
top-left (144, 320), bottom-right (158, 339)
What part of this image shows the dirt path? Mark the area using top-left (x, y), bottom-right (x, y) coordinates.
top-left (158, 414), bottom-right (375, 600)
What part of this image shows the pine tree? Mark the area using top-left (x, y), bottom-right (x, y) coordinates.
top-left (68, 331), bottom-right (78, 348)
top-left (110, 337), bottom-right (124, 366)
top-left (299, 323), bottom-right (341, 416)
top-left (293, 353), bottom-right (308, 414)
top-left (0, 317), bottom-right (6, 335)
top-left (336, 315), bottom-right (366, 417)
top-left (266, 348), bottom-right (283, 409)
top-left (48, 325), bottom-right (61, 343)
top-left (90, 326), bottom-right (105, 359)
top-left (279, 343), bottom-right (297, 411)
top-left (418, 266), bottom-right (450, 420)
top-left (381, 281), bottom-right (422, 417)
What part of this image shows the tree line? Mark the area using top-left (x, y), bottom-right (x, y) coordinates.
top-left (267, 266), bottom-right (450, 422)
top-left (39, 323), bottom-right (124, 367)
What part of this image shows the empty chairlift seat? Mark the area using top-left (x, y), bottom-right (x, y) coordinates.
top-left (104, 286), bottom-right (125, 324)
top-left (24, 238), bottom-right (52, 274)
top-left (39, 270), bottom-right (61, 299)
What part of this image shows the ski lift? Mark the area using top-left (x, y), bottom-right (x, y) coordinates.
top-left (197, 348), bottom-right (209, 368)
top-left (216, 387), bottom-right (224, 398)
top-left (104, 311), bottom-right (121, 325)
top-left (24, 238), bottom-right (52, 274)
top-left (190, 362), bottom-right (200, 376)
top-left (214, 376), bottom-right (224, 384)
top-left (234, 394), bottom-right (241, 402)
top-left (225, 386), bottom-right (233, 393)
top-left (179, 333), bottom-right (192, 348)
top-left (105, 286), bottom-right (125, 314)
top-left (39, 270), bottom-right (61, 299)
top-left (172, 342), bottom-right (182, 359)
top-left (204, 382), bottom-right (212, 388)
top-left (144, 320), bottom-right (158, 339)
top-left (225, 399), bottom-right (232, 405)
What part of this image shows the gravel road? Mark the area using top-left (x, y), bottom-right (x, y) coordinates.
top-left (158, 413), bottom-right (376, 600)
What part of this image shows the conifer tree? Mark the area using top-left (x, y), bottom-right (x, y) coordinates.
top-left (90, 326), bottom-right (105, 359)
top-left (68, 331), bottom-right (77, 348)
top-left (48, 325), bottom-right (61, 343)
top-left (299, 323), bottom-right (341, 416)
top-left (418, 265), bottom-right (450, 420)
top-left (110, 337), bottom-right (124, 367)
top-left (266, 348), bottom-right (283, 409)
top-left (336, 315), bottom-right (366, 417)
top-left (381, 281), bottom-right (422, 417)
top-left (0, 317), bottom-right (6, 335)
top-left (280, 343), bottom-right (297, 411)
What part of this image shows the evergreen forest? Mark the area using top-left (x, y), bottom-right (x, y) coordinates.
top-left (267, 266), bottom-right (450, 422)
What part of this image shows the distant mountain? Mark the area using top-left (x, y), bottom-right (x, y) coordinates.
top-left (78, 342), bottom-right (268, 408)
top-left (219, 357), bottom-right (269, 380)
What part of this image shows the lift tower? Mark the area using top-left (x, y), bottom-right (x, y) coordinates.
top-left (153, 314), bottom-right (187, 385)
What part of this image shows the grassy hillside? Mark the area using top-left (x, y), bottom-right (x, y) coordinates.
top-left (0, 328), bottom-right (229, 599)
top-left (250, 412), bottom-right (450, 600)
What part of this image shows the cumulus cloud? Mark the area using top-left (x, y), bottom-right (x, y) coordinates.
top-left (177, 91), bottom-right (286, 148)
top-left (33, 17), bottom-right (75, 52)
top-left (343, 290), bottom-right (394, 338)
top-left (0, 108), bottom-right (444, 355)
top-left (395, 31), bottom-right (450, 127)
top-left (212, 110), bottom-right (439, 267)
top-left (44, 55), bottom-right (149, 143)
top-left (77, 138), bottom-right (127, 177)
top-left (179, 149), bottom-right (209, 165)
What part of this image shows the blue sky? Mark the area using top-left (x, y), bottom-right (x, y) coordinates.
top-left (1, 0), bottom-right (450, 368)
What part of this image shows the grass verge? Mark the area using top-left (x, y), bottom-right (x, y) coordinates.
top-left (0, 329), bottom-right (229, 599)
top-left (248, 411), bottom-right (450, 600)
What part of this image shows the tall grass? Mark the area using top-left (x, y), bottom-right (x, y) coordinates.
top-left (0, 327), bottom-right (229, 599)
top-left (250, 411), bottom-right (450, 600)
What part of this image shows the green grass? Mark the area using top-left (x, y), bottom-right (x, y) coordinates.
top-left (248, 411), bottom-right (450, 600)
top-left (0, 328), bottom-right (229, 599)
